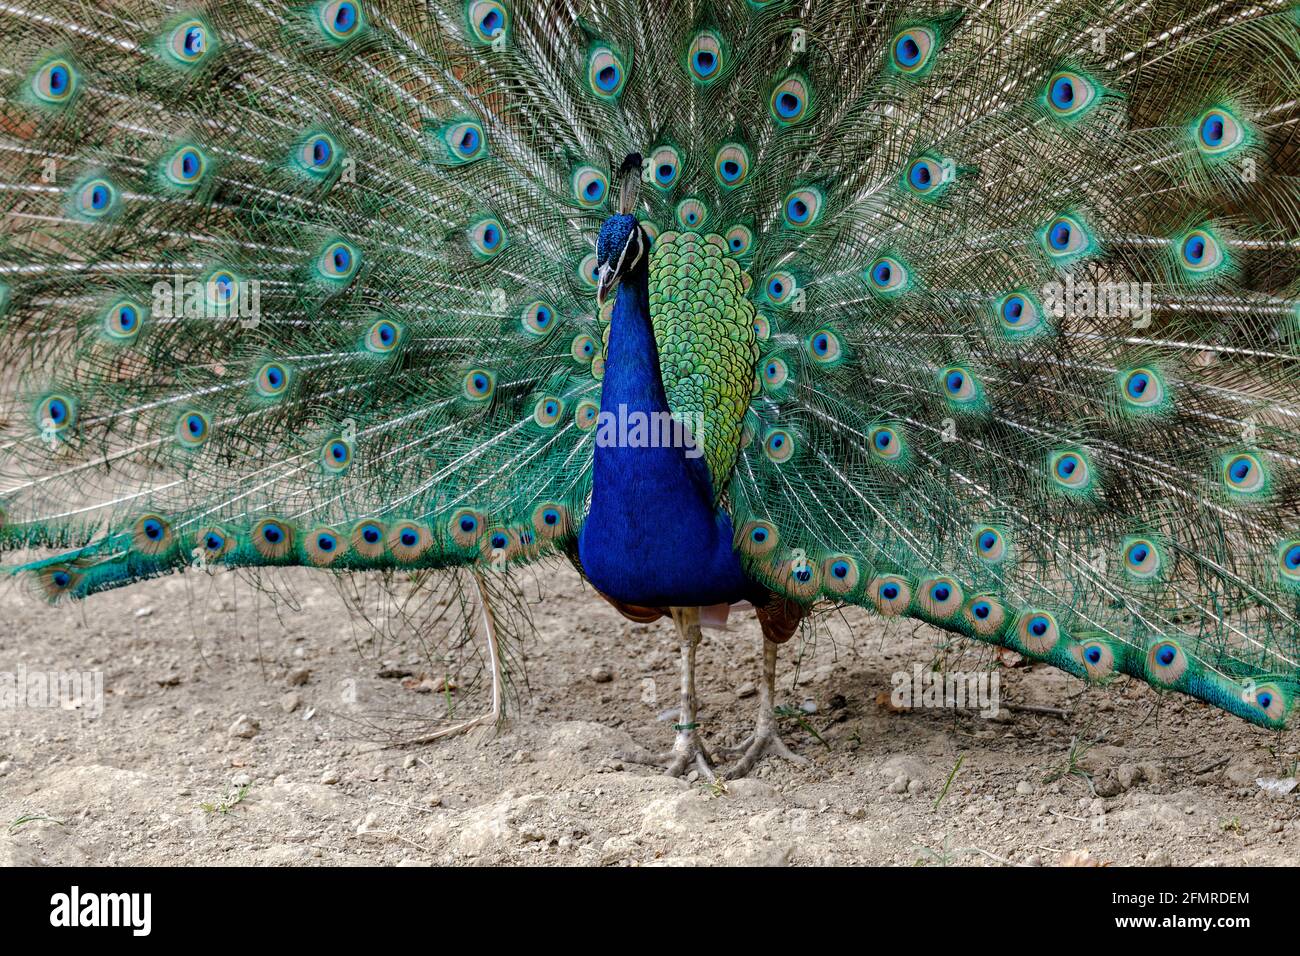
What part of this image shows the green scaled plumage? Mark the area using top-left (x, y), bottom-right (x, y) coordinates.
top-left (0, 0), bottom-right (1298, 738)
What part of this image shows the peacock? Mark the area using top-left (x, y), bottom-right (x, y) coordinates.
top-left (1, 0), bottom-right (1298, 780)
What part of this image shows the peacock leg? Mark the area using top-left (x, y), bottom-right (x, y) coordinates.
top-left (617, 606), bottom-right (715, 779)
top-left (719, 637), bottom-right (809, 779)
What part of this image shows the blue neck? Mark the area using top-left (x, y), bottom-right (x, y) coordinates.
top-left (577, 268), bottom-right (752, 607)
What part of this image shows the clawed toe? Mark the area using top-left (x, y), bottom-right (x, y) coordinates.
top-left (722, 724), bottom-right (808, 779)
top-left (618, 724), bottom-right (716, 779)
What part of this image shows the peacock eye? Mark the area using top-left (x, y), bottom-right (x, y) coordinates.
top-left (765, 270), bottom-right (795, 305)
top-left (463, 368), bottom-right (495, 401)
top-left (322, 437), bottom-right (352, 472)
top-left (995, 291), bottom-right (1044, 336)
top-left (647, 145), bottom-right (681, 189)
top-left (725, 225), bottom-right (753, 257)
top-left (869, 424), bottom-right (904, 462)
top-left (782, 188), bottom-right (823, 229)
top-left (36, 394), bottom-right (75, 435)
top-left (364, 318), bottom-right (401, 353)
top-left (572, 166), bottom-right (608, 207)
top-left (1147, 640), bottom-right (1185, 682)
top-left (891, 27), bottom-right (936, 74)
top-left (1016, 610), bottom-right (1060, 653)
top-left (1049, 449), bottom-right (1091, 491)
top-left (165, 145), bottom-right (206, 186)
top-left (1120, 367), bottom-right (1165, 409)
top-left (714, 144), bottom-right (750, 189)
top-left (468, 217), bottom-right (507, 258)
top-left (1123, 537), bottom-right (1162, 579)
top-left (255, 362), bottom-right (290, 398)
top-left (903, 155), bottom-right (953, 196)
top-left (1278, 540), bottom-right (1300, 585)
top-left (973, 526), bottom-right (1006, 562)
top-left (167, 20), bottom-right (212, 64)
top-left (763, 429), bottom-right (794, 463)
top-left (769, 75), bottom-right (810, 125)
top-left (570, 399), bottom-right (599, 431)
top-left (761, 356), bottom-right (789, 390)
top-left (32, 58), bottom-right (77, 103)
top-left (1045, 70), bottom-right (1099, 119)
top-left (675, 198), bottom-right (708, 229)
top-left (74, 178), bottom-right (117, 218)
top-left (807, 328), bottom-right (842, 364)
top-left (1194, 107), bottom-right (1245, 155)
top-left (1042, 214), bottom-right (1092, 259)
top-left (941, 366), bottom-right (978, 403)
top-left (533, 395), bottom-right (564, 427)
top-left (466, 1), bottom-right (509, 43)
top-left (177, 410), bottom-right (210, 447)
top-left (297, 133), bottom-right (340, 174)
top-left (319, 0), bottom-right (363, 40)
top-left (318, 239), bottom-right (360, 280)
top-left (104, 299), bottom-right (145, 341)
top-left (687, 31), bottom-right (724, 83)
top-left (1222, 452), bottom-right (1266, 494)
top-left (1177, 228), bottom-right (1225, 274)
top-left (866, 256), bottom-right (909, 295)
top-left (521, 301), bottom-right (556, 337)
top-left (570, 334), bottom-right (597, 363)
top-left (587, 45), bottom-right (628, 98)
top-left (870, 576), bottom-right (911, 616)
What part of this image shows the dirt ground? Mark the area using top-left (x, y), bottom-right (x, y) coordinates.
top-left (2, 562), bottom-right (1299, 867)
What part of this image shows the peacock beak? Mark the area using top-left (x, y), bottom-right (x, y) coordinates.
top-left (595, 263), bottom-right (617, 308)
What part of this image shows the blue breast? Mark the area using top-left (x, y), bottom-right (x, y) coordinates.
top-left (578, 269), bottom-right (754, 607)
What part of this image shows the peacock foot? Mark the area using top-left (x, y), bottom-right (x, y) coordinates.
top-left (717, 716), bottom-right (809, 780)
top-left (619, 722), bottom-right (716, 780)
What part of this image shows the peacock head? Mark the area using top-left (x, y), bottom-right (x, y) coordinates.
top-left (595, 152), bottom-right (649, 307)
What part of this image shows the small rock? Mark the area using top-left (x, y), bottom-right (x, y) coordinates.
top-left (887, 775), bottom-right (908, 794)
top-left (1059, 849), bottom-right (1099, 867)
top-left (735, 682), bottom-right (757, 699)
top-left (280, 692), bottom-right (302, 714)
top-left (906, 779), bottom-right (924, 795)
top-left (1145, 849), bottom-right (1173, 866)
top-left (724, 778), bottom-right (779, 801)
top-left (403, 754), bottom-right (418, 770)
top-left (1257, 776), bottom-right (1298, 798)
top-left (320, 770), bottom-right (340, 785)
top-left (1093, 773), bottom-right (1122, 798)
top-left (427, 793), bottom-right (443, 808)
top-left (511, 750), bottom-right (532, 764)
top-left (371, 765), bottom-right (391, 781)
top-left (396, 858), bottom-right (432, 867)
top-left (227, 714), bottom-right (260, 739)
top-left (134, 606), bottom-right (154, 619)
top-left (799, 699), bottom-right (817, 715)
top-left (0, 760), bottom-right (14, 776)
top-left (590, 666), bottom-right (614, 684)
top-left (231, 772), bottom-right (252, 787)
top-left (156, 673), bottom-right (183, 688)
top-left (1023, 854), bottom-right (1043, 867)
top-left (1117, 763), bottom-right (1145, 790)
top-left (1016, 781), bottom-right (1034, 796)
top-left (286, 667), bottom-right (311, 687)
